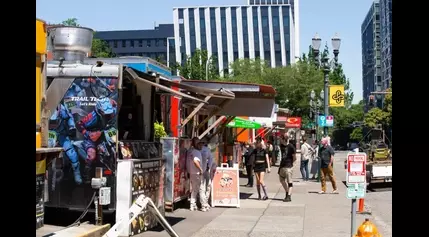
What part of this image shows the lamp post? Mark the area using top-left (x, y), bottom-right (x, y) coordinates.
top-left (311, 33), bottom-right (341, 137)
top-left (205, 56), bottom-right (213, 81)
top-left (309, 90), bottom-right (323, 141)
top-left (310, 89), bottom-right (323, 182)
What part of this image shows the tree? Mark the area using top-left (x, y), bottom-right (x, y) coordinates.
top-left (364, 107), bottom-right (388, 128)
top-left (91, 38), bottom-right (115, 58)
top-left (172, 49), bottom-right (219, 80)
top-left (349, 127), bottom-right (363, 141)
top-left (227, 58), bottom-right (268, 84)
top-left (155, 55), bottom-right (167, 65)
top-left (61, 18), bottom-right (115, 58)
top-left (364, 82), bottom-right (392, 128)
top-left (62, 18), bottom-right (80, 27)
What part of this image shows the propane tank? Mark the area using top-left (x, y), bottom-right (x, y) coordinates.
top-left (355, 218), bottom-right (381, 237)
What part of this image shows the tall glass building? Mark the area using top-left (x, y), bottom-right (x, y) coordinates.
top-left (379, 0), bottom-right (392, 90)
top-left (361, 0), bottom-right (381, 110)
top-left (172, 0), bottom-right (300, 76)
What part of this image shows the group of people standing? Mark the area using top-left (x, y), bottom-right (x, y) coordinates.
top-left (187, 137), bottom-right (215, 212)
top-left (243, 134), bottom-right (338, 203)
top-left (300, 137), bottom-right (338, 194)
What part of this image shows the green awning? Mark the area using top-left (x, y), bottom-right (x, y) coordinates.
top-left (226, 117), bottom-right (262, 129)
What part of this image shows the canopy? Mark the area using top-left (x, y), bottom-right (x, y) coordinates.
top-left (226, 117), bottom-right (261, 129)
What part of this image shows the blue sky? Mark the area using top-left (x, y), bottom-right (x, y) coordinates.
top-left (37, 0), bottom-right (374, 104)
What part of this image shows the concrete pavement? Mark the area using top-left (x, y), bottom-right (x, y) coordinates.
top-left (142, 152), bottom-right (391, 237)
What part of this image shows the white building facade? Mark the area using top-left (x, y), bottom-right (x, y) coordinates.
top-left (171, 0), bottom-right (300, 76)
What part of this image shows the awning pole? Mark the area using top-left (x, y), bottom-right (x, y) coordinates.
top-left (262, 127), bottom-right (275, 138)
top-left (207, 116), bottom-right (235, 141)
top-left (195, 99), bottom-right (232, 130)
top-left (124, 67), bottom-right (208, 104)
top-left (198, 116), bottom-right (226, 140)
top-left (234, 128), bottom-right (248, 140)
top-left (255, 127), bottom-right (271, 139)
top-left (181, 95), bottom-right (212, 128)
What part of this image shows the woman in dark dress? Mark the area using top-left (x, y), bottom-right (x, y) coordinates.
top-left (252, 138), bottom-right (271, 200)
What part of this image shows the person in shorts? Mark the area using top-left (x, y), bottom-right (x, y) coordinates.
top-left (278, 135), bottom-right (296, 202)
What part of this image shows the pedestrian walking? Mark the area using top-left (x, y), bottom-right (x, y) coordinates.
top-left (318, 138), bottom-right (338, 194)
top-left (252, 137), bottom-right (270, 200)
top-left (278, 135), bottom-right (296, 202)
top-left (243, 143), bottom-right (255, 187)
top-left (310, 140), bottom-right (319, 179)
top-left (300, 137), bottom-right (314, 181)
top-left (198, 138), bottom-right (213, 211)
top-left (188, 137), bottom-right (206, 211)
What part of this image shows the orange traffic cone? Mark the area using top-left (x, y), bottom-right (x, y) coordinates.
top-left (355, 218), bottom-right (381, 237)
top-left (357, 198), bottom-right (372, 215)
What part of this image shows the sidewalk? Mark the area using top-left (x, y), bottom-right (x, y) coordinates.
top-left (142, 154), bottom-right (369, 237)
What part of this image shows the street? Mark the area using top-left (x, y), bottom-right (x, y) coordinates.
top-left (141, 151), bottom-right (392, 237)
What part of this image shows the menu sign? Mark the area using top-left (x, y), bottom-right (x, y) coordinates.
top-left (211, 166), bottom-right (240, 208)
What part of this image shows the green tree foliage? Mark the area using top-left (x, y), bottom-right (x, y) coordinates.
top-left (331, 100), bottom-right (365, 129)
top-left (226, 58), bottom-right (268, 84)
top-left (61, 18), bottom-right (115, 58)
top-left (62, 18), bottom-right (80, 26)
top-left (364, 83), bottom-right (392, 128)
top-left (349, 127), bottom-right (363, 141)
top-left (172, 49), bottom-right (219, 80)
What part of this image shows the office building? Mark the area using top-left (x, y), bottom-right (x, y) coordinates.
top-left (379, 0), bottom-right (392, 90)
top-left (172, 0), bottom-right (300, 76)
top-left (94, 24), bottom-right (174, 63)
top-left (361, 0), bottom-right (381, 110)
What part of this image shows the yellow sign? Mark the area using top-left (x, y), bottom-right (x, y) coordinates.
top-left (329, 85), bottom-right (345, 107)
top-left (36, 159), bottom-right (46, 175)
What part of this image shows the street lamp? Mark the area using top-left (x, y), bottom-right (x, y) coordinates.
top-left (311, 33), bottom-right (341, 137)
top-left (309, 89), bottom-right (323, 182)
top-left (309, 89), bottom-right (323, 141)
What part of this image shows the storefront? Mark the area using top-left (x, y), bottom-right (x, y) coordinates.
top-left (177, 80), bottom-right (277, 166)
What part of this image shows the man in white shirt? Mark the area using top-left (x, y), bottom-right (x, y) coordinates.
top-left (188, 137), bottom-right (205, 211)
top-left (198, 138), bottom-right (213, 211)
top-left (300, 137), bottom-right (314, 181)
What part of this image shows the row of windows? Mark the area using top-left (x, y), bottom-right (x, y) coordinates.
top-left (115, 52), bottom-right (166, 60)
top-left (177, 6), bottom-right (292, 64)
top-left (249, 0), bottom-right (291, 5)
top-left (106, 38), bottom-right (168, 49)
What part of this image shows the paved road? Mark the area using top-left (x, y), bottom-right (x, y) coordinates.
top-left (141, 151), bottom-right (392, 237)
top-left (334, 151), bottom-right (392, 237)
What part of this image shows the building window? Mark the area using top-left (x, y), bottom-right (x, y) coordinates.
top-left (273, 16), bottom-right (279, 27)
top-left (138, 40), bottom-right (143, 47)
top-left (130, 40), bottom-right (134, 48)
top-left (262, 16), bottom-right (268, 27)
top-left (122, 40), bottom-right (126, 47)
top-left (113, 41), bottom-right (118, 48)
top-left (274, 33), bottom-right (280, 44)
top-left (164, 40), bottom-right (168, 46)
top-left (147, 40), bottom-right (151, 47)
top-left (283, 15), bottom-right (289, 27)
top-left (155, 39), bottom-right (160, 47)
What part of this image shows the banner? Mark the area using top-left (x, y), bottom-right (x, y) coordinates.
top-left (211, 165), bottom-right (240, 208)
top-left (329, 85), bottom-right (345, 107)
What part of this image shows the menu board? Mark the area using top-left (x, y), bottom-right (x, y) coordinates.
top-left (36, 159), bottom-right (46, 229)
top-left (116, 157), bottom-right (165, 236)
top-left (211, 165), bottom-right (240, 208)
top-left (129, 160), bottom-right (163, 235)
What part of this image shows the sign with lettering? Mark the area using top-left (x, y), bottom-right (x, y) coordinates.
top-left (211, 164), bottom-right (240, 208)
top-left (346, 152), bottom-right (367, 185)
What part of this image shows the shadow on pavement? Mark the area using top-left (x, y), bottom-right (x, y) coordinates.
top-left (149, 216), bottom-right (186, 232)
top-left (307, 191), bottom-right (339, 195)
top-left (239, 192), bottom-right (253, 200)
